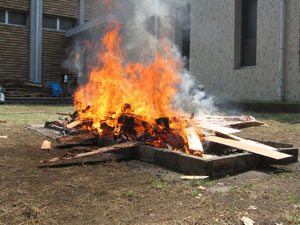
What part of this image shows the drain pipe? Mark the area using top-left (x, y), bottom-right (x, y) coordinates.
top-left (35, 0), bottom-right (39, 83)
top-left (278, 0), bottom-right (287, 101)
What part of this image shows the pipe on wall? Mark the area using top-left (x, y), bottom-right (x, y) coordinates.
top-left (35, 0), bottom-right (39, 83)
top-left (278, 0), bottom-right (286, 101)
top-left (79, 0), bottom-right (85, 25)
top-left (30, 0), bottom-right (42, 83)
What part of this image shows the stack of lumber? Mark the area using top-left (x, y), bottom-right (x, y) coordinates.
top-left (0, 79), bottom-right (53, 97)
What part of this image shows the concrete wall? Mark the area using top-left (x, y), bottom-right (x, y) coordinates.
top-left (188, 0), bottom-right (299, 102)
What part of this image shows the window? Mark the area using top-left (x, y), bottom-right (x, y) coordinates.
top-left (0, 10), bottom-right (5, 23)
top-left (241, 0), bottom-right (257, 67)
top-left (8, 11), bottom-right (27, 26)
top-left (176, 4), bottom-right (191, 70)
top-left (60, 18), bottom-right (75, 31)
top-left (43, 15), bottom-right (76, 31)
top-left (43, 16), bottom-right (57, 29)
top-left (146, 15), bottom-right (155, 35)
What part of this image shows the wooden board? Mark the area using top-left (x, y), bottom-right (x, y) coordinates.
top-left (193, 121), bottom-right (240, 134)
top-left (66, 120), bottom-right (83, 129)
top-left (180, 176), bottom-right (209, 180)
top-left (222, 121), bottom-right (265, 129)
top-left (185, 127), bottom-right (203, 152)
top-left (204, 136), bottom-right (292, 160)
top-left (41, 140), bottom-right (51, 150)
top-left (42, 142), bottom-right (138, 163)
top-left (226, 134), bottom-right (277, 151)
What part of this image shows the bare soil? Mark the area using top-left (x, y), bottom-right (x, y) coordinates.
top-left (0, 106), bottom-right (300, 225)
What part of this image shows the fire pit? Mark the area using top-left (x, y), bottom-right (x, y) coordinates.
top-left (28, 123), bottom-right (298, 178)
top-left (33, 1), bottom-right (297, 176)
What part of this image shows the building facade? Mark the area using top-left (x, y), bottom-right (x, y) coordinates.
top-left (182, 0), bottom-right (300, 102)
top-left (0, 0), bottom-right (111, 84)
top-left (1, 0), bottom-right (299, 102)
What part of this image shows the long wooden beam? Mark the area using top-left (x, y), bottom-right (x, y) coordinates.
top-left (204, 136), bottom-right (292, 160)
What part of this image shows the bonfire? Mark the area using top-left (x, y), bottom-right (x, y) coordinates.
top-left (42, 2), bottom-right (292, 163)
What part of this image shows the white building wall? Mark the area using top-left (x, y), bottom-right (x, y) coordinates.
top-left (188, 0), bottom-right (300, 102)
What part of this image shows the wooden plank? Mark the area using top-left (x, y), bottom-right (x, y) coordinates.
top-left (42, 142), bottom-right (138, 163)
top-left (180, 176), bottom-right (209, 180)
top-left (56, 112), bottom-right (71, 116)
top-left (0, 136), bottom-right (8, 139)
top-left (193, 121), bottom-right (240, 134)
top-left (225, 134), bottom-right (277, 151)
top-left (41, 140), bottom-right (51, 150)
top-left (185, 127), bottom-right (203, 152)
top-left (204, 136), bottom-right (292, 160)
top-left (222, 121), bottom-right (265, 129)
top-left (66, 120), bottom-right (83, 129)
top-left (56, 133), bottom-right (97, 145)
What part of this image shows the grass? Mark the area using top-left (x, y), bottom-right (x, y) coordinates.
top-left (1, 104), bottom-right (300, 224)
top-left (259, 113), bottom-right (300, 124)
top-left (0, 104), bottom-right (74, 125)
top-left (229, 183), bottom-right (253, 193)
top-left (147, 177), bottom-right (170, 192)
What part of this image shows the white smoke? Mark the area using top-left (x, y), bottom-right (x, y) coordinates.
top-left (122, 0), bottom-right (217, 115)
top-left (65, 0), bottom-right (217, 115)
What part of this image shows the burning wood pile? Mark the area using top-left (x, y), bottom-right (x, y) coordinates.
top-left (42, 110), bottom-right (292, 163)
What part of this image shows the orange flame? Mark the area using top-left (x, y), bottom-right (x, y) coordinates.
top-left (73, 14), bottom-right (202, 154)
top-left (74, 21), bottom-right (183, 130)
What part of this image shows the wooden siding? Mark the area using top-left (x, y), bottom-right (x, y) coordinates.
top-left (0, 0), bottom-right (30, 11)
top-left (85, 0), bottom-right (114, 21)
top-left (42, 30), bottom-right (71, 83)
top-left (43, 0), bottom-right (79, 19)
top-left (0, 25), bottom-right (30, 81)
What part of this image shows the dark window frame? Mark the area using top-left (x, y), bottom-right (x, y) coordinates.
top-left (8, 10), bottom-right (27, 26)
top-left (43, 15), bottom-right (58, 30)
top-left (234, 0), bottom-right (257, 69)
top-left (59, 17), bottom-right (76, 31)
top-left (241, 0), bottom-right (257, 67)
top-left (176, 4), bottom-right (191, 70)
top-left (43, 14), bottom-right (76, 32)
top-left (0, 9), bottom-right (5, 24)
top-left (0, 9), bottom-right (28, 26)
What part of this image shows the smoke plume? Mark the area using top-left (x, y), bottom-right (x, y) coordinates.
top-left (65, 0), bottom-right (217, 115)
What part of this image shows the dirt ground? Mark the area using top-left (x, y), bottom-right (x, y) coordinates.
top-left (0, 105), bottom-right (300, 225)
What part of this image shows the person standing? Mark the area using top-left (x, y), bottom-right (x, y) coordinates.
top-left (60, 69), bottom-right (69, 97)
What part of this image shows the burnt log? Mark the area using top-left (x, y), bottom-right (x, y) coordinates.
top-left (56, 132), bottom-right (97, 145)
